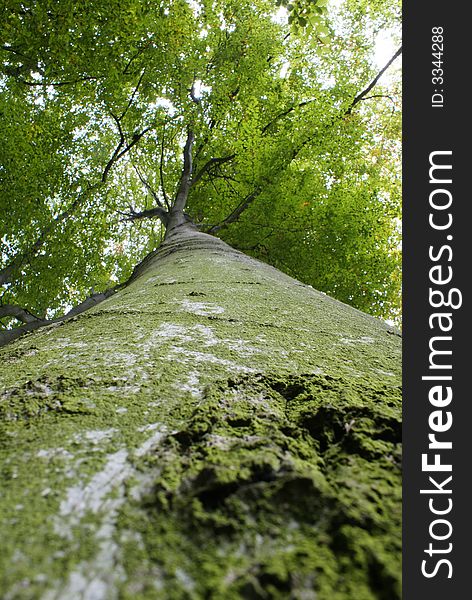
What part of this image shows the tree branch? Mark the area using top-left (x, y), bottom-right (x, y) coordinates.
top-left (194, 118), bottom-right (218, 160)
top-left (1, 44), bottom-right (30, 57)
top-left (123, 41), bottom-right (153, 74)
top-left (119, 68), bottom-right (147, 121)
top-left (1, 115), bottom-right (151, 287)
top-left (101, 69), bottom-right (151, 182)
top-left (289, 47), bottom-right (402, 164)
top-left (0, 237), bottom-right (181, 347)
top-left (348, 46), bottom-right (402, 113)
top-left (173, 129), bottom-right (195, 214)
top-left (354, 94), bottom-right (397, 114)
top-left (1, 83), bottom-right (152, 288)
top-left (190, 78), bottom-right (202, 104)
top-left (160, 129), bottom-right (170, 210)
top-left (133, 164), bottom-right (164, 208)
top-left (114, 127), bottom-right (151, 163)
top-left (1, 46), bottom-right (103, 86)
top-left (191, 154), bottom-right (236, 187)
top-left (14, 75), bottom-right (101, 87)
top-left (118, 205), bottom-right (169, 226)
top-left (0, 119), bottom-right (150, 287)
top-left (101, 112), bottom-right (125, 182)
top-left (0, 288), bottom-right (119, 348)
top-left (0, 304), bottom-right (43, 324)
top-left (207, 188), bottom-right (261, 234)
top-left (0, 183), bottom-right (101, 287)
top-left (196, 49), bottom-right (402, 237)
top-left (101, 117), bottom-right (151, 183)
top-left (261, 100), bottom-right (316, 135)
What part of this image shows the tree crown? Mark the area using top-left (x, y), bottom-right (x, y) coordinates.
top-left (0, 0), bottom-right (401, 329)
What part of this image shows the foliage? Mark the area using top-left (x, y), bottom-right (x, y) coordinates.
top-left (0, 0), bottom-right (401, 325)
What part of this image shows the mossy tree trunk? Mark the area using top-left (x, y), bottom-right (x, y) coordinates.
top-left (0, 226), bottom-right (401, 600)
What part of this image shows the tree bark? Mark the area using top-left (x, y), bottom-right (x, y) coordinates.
top-left (0, 227), bottom-right (401, 600)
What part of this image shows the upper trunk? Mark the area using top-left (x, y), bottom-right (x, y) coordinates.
top-left (164, 212), bottom-right (198, 240)
top-left (0, 230), bottom-right (401, 600)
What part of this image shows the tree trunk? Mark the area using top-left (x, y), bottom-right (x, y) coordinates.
top-left (0, 227), bottom-right (401, 600)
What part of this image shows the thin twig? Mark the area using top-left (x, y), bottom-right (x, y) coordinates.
top-left (261, 99), bottom-right (317, 135)
top-left (191, 154), bottom-right (236, 187)
top-left (207, 188), bottom-right (261, 234)
top-left (348, 46), bottom-right (402, 113)
top-left (102, 123), bottom-right (151, 183)
top-left (133, 164), bottom-right (164, 208)
top-left (119, 68), bottom-right (147, 121)
top-left (123, 40), bottom-right (153, 74)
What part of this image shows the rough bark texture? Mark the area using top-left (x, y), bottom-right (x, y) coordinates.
top-left (0, 228), bottom-right (401, 600)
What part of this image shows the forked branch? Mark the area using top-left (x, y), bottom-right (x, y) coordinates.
top-left (118, 205), bottom-right (169, 226)
top-left (348, 47), bottom-right (402, 113)
top-left (101, 123), bottom-right (151, 183)
top-left (191, 154), bottom-right (236, 187)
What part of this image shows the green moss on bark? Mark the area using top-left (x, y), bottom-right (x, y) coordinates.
top-left (0, 230), bottom-right (401, 599)
top-left (117, 373), bottom-right (400, 599)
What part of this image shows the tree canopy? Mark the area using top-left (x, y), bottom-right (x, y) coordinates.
top-left (0, 0), bottom-right (402, 330)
